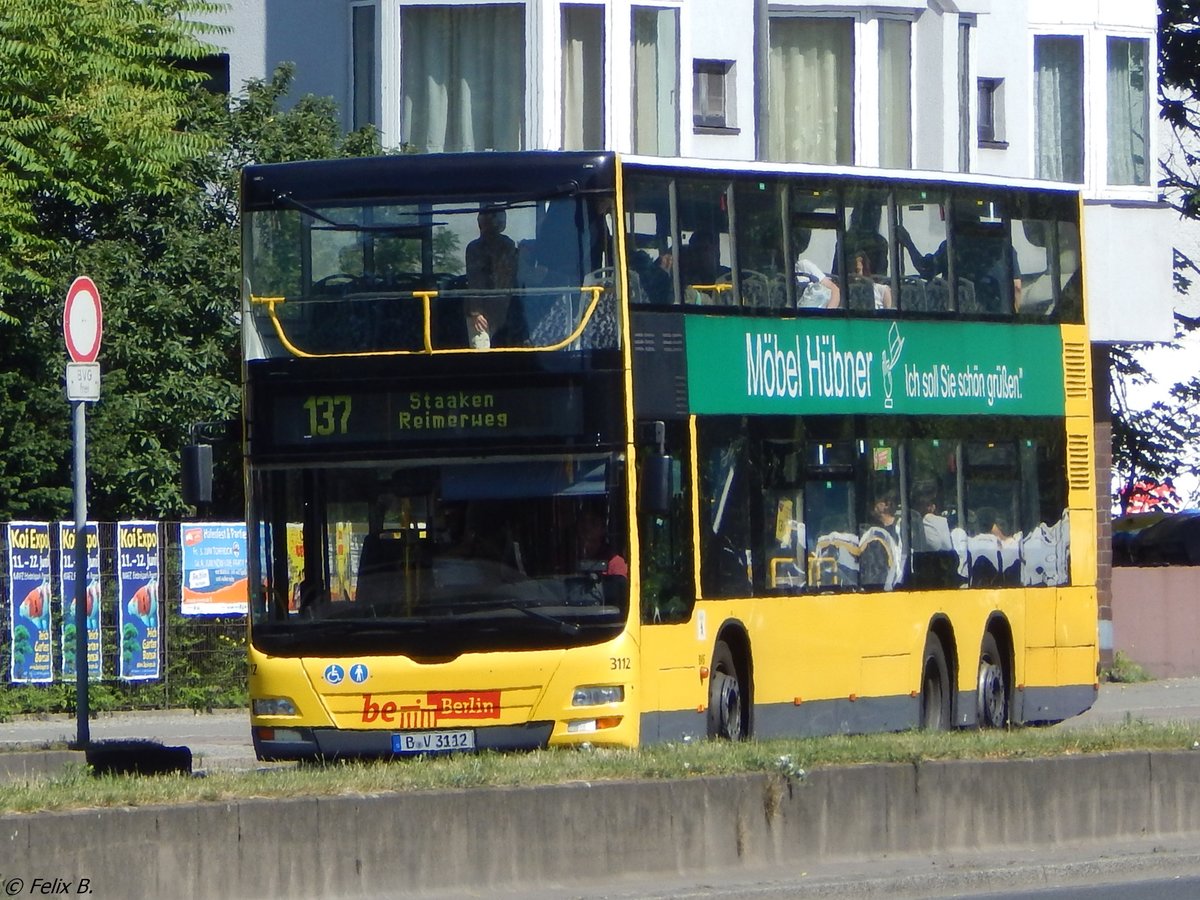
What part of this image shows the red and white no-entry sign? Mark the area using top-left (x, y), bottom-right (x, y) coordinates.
top-left (64, 276), bottom-right (103, 363)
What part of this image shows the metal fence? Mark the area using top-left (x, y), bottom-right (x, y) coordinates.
top-left (1, 522), bottom-right (247, 712)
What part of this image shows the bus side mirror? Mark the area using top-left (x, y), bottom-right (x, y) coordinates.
top-left (640, 453), bottom-right (673, 518)
top-left (182, 444), bottom-right (214, 507)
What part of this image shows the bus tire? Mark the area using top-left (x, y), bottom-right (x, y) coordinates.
top-left (919, 633), bottom-right (952, 731)
top-left (707, 640), bottom-right (744, 741)
top-left (977, 632), bottom-right (1009, 728)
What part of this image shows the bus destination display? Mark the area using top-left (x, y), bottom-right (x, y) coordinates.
top-left (270, 384), bottom-right (585, 447)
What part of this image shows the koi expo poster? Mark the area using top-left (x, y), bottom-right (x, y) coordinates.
top-left (58, 522), bottom-right (102, 680)
top-left (118, 521), bottom-right (161, 680)
top-left (8, 522), bottom-right (52, 683)
top-left (180, 523), bottom-right (248, 616)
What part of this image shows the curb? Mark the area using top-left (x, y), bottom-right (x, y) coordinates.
top-left (1, 750), bottom-right (1199, 898)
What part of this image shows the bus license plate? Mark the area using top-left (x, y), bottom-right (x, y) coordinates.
top-left (392, 729), bottom-right (475, 754)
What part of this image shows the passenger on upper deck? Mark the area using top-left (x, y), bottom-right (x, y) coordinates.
top-left (897, 202), bottom-right (1022, 314)
top-left (534, 195), bottom-right (613, 288)
top-left (631, 241), bottom-right (674, 304)
top-left (465, 206), bottom-right (518, 348)
top-left (851, 251), bottom-right (894, 310)
top-left (791, 226), bottom-right (841, 309)
top-left (679, 230), bottom-right (722, 298)
top-left (836, 201), bottom-right (889, 277)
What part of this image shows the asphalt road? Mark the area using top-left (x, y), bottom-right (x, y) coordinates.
top-left (2, 675), bottom-right (1199, 772)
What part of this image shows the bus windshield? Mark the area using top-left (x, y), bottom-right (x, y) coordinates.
top-left (244, 189), bottom-right (619, 358)
top-left (251, 452), bottom-right (630, 654)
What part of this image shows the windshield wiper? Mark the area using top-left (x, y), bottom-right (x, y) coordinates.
top-left (503, 602), bottom-right (582, 636)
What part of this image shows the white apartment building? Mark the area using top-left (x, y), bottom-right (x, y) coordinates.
top-left (208, 0), bottom-right (1173, 657)
top-left (210, 0), bottom-right (1171, 337)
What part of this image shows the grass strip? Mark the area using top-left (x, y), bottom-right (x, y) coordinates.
top-left (0, 719), bottom-right (1195, 815)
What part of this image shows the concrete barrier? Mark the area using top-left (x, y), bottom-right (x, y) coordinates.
top-left (1, 751), bottom-right (1199, 898)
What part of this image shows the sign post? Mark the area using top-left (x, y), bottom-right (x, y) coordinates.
top-left (64, 276), bottom-right (102, 749)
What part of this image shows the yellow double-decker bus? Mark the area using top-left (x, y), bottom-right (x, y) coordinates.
top-left (236, 151), bottom-right (1096, 759)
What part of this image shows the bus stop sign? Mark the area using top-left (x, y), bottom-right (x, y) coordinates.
top-left (64, 276), bottom-right (103, 364)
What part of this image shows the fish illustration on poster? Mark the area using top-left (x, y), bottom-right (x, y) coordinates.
top-left (58, 522), bottom-right (102, 680)
top-left (118, 521), bottom-right (161, 680)
top-left (8, 522), bottom-right (53, 683)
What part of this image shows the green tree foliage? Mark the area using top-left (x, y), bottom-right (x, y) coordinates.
top-left (0, 23), bottom-right (380, 520)
top-left (1109, 0), bottom-right (1200, 511)
top-left (0, 0), bottom-right (219, 302)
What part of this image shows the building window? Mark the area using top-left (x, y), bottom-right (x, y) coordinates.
top-left (562, 5), bottom-right (605, 150)
top-left (879, 19), bottom-right (911, 169)
top-left (178, 53), bottom-right (230, 95)
top-left (632, 6), bottom-right (679, 155)
top-left (1034, 35), bottom-right (1084, 183)
top-left (693, 59), bottom-right (734, 130)
top-left (977, 77), bottom-right (1006, 147)
top-left (1107, 36), bottom-right (1150, 186)
top-left (351, 3), bottom-right (376, 130)
top-left (763, 16), bottom-right (853, 164)
top-left (400, 5), bottom-right (526, 153)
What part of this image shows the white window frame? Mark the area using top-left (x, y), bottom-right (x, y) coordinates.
top-left (1102, 31), bottom-right (1154, 193)
top-left (763, 5), bottom-right (917, 168)
top-left (629, 3), bottom-right (682, 155)
top-left (693, 59), bottom-right (736, 131)
top-left (382, 0), bottom-right (535, 152)
top-left (1028, 24), bottom-right (1158, 201)
top-left (543, 0), bottom-right (610, 151)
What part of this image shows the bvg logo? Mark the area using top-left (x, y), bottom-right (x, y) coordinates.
top-left (361, 691), bottom-right (501, 725)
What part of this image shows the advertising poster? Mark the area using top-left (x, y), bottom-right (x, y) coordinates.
top-left (8, 522), bottom-right (53, 683)
top-left (58, 522), bottom-right (102, 680)
top-left (286, 522), bottom-right (304, 611)
top-left (180, 522), bottom-right (248, 615)
top-left (117, 521), bottom-right (161, 681)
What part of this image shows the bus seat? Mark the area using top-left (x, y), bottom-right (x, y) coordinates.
top-left (858, 526), bottom-right (900, 590)
top-left (848, 276), bottom-right (876, 311)
top-left (926, 276), bottom-right (951, 312)
top-left (580, 269), bottom-right (619, 349)
top-left (738, 270), bottom-right (771, 308)
top-left (899, 275), bottom-right (928, 312)
top-left (810, 532), bottom-right (860, 588)
top-left (957, 277), bottom-right (982, 314)
top-left (967, 533), bottom-right (1003, 587)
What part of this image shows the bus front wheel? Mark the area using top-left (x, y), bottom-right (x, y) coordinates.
top-left (707, 640), bottom-right (744, 741)
top-left (919, 633), bottom-right (952, 731)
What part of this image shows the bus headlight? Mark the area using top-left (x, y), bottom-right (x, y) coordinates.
top-left (572, 685), bottom-right (624, 707)
top-left (252, 697), bottom-right (298, 716)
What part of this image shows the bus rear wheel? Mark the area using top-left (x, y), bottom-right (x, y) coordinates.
top-left (707, 640), bottom-right (745, 741)
top-left (977, 632), bottom-right (1009, 728)
top-left (919, 633), bottom-right (952, 731)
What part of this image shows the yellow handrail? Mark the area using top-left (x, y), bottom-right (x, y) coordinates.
top-left (249, 284), bottom-right (609, 359)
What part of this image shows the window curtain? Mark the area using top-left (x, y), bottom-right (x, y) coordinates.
top-left (765, 17), bottom-right (853, 165)
top-left (879, 19), bottom-right (912, 169)
top-left (400, 5), bottom-right (525, 153)
top-left (562, 5), bottom-right (605, 150)
top-left (1034, 36), bottom-right (1084, 183)
top-left (632, 7), bottom-right (678, 156)
top-left (1107, 37), bottom-right (1149, 186)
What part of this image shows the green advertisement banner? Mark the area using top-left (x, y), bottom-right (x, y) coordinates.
top-left (685, 316), bottom-right (1065, 416)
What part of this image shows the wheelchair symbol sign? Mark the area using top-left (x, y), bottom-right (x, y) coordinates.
top-left (323, 664), bottom-right (345, 685)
